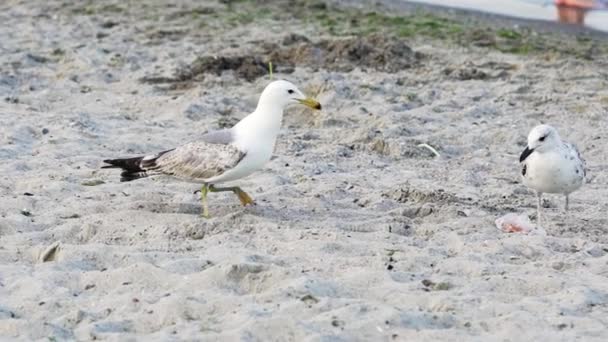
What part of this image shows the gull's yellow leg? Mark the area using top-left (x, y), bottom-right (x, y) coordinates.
top-left (209, 185), bottom-right (255, 206)
top-left (200, 184), bottom-right (210, 218)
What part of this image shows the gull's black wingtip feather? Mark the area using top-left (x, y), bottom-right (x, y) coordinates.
top-left (120, 171), bottom-right (148, 182)
top-left (101, 159), bottom-right (120, 169)
top-left (103, 150), bottom-right (172, 181)
top-left (102, 157), bottom-right (145, 171)
top-left (102, 156), bottom-right (148, 181)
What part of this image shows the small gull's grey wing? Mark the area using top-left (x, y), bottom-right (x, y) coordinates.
top-left (564, 142), bottom-right (586, 178)
top-left (147, 139), bottom-right (245, 180)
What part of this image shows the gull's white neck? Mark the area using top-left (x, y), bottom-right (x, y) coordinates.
top-left (232, 103), bottom-right (284, 152)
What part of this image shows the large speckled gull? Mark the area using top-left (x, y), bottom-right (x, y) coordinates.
top-left (103, 80), bottom-right (321, 217)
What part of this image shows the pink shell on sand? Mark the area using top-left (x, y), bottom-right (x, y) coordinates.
top-left (495, 213), bottom-right (541, 234)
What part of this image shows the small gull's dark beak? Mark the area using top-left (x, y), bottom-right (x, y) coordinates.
top-left (519, 146), bottom-right (533, 162)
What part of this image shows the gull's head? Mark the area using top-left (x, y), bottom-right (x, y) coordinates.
top-left (257, 80), bottom-right (321, 111)
top-left (520, 124), bottom-right (560, 162)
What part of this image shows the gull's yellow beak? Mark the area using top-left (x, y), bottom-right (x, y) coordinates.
top-left (297, 97), bottom-right (322, 110)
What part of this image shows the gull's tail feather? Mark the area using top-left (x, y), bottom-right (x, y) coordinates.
top-left (102, 156), bottom-right (145, 171)
top-left (102, 149), bottom-right (174, 182)
top-left (102, 156), bottom-right (148, 182)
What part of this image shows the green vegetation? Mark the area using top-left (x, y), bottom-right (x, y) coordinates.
top-left (68, 0), bottom-right (607, 58)
top-left (496, 28), bottom-right (522, 40)
top-left (313, 10), bottom-right (464, 38)
top-left (219, 0), bottom-right (604, 57)
top-left (268, 61), bottom-right (274, 80)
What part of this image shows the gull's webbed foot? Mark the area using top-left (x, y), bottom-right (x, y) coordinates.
top-left (207, 185), bottom-right (255, 210)
top-left (234, 188), bottom-right (255, 206)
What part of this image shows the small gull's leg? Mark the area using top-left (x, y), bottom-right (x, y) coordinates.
top-left (536, 191), bottom-right (543, 228)
top-left (209, 185), bottom-right (255, 206)
top-left (565, 194), bottom-right (569, 212)
top-left (200, 184), bottom-right (210, 218)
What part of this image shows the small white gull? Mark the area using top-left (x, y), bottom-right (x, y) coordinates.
top-left (103, 80), bottom-right (321, 217)
top-left (519, 124), bottom-right (586, 227)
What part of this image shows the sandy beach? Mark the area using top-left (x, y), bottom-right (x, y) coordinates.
top-left (1, 0), bottom-right (607, 340)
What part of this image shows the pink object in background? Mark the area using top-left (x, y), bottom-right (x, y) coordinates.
top-left (554, 0), bottom-right (606, 23)
top-left (495, 213), bottom-right (547, 235)
top-left (555, 0), bottom-right (595, 9)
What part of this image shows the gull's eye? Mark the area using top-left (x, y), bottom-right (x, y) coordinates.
top-left (287, 89), bottom-right (294, 94)
top-left (539, 135), bottom-right (546, 142)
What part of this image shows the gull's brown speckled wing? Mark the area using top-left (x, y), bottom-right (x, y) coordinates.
top-left (145, 141), bottom-right (245, 181)
top-left (103, 129), bottom-right (244, 182)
